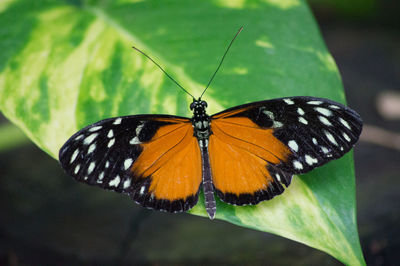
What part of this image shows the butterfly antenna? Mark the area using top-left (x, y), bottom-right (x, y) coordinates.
top-left (131, 46), bottom-right (195, 99)
top-left (200, 26), bottom-right (243, 99)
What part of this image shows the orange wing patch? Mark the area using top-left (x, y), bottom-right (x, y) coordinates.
top-left (209, 117), bottom-right (291, 201)
top-left (131, 123), bottom-right (202, 201)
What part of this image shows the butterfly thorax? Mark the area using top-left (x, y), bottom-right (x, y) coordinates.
top-left (190, 99), bottom-right (211, 145)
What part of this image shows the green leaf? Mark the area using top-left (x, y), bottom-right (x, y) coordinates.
top-left (0, 123), bottom-right (30, 151)
top-left (0, 0), bottom-right (365, 264)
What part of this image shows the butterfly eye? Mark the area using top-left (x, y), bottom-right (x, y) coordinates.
top-left (190, 102), bottom-right (195, 110)
top-left (201, 101), bottom-right (208, 107)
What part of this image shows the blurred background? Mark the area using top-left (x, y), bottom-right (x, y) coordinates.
top-left (0, 0), bottom-right (399, 265)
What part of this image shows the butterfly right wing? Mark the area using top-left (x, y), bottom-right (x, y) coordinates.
top-left (209, 96), bottom-right (362, 205)
top-left (59, 115), bottom-right (202, 213)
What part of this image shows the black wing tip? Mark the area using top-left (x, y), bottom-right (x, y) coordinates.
top-left (292, 96), bottom-right (363, 123)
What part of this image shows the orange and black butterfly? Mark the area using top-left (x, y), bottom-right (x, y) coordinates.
top-left (59, 27), bottom-right (362, 219)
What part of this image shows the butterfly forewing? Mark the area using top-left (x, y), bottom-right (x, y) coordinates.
top-left (209, 96), bottom-right (362, 205)
top-left (59, 115), bottom-right (201, 213)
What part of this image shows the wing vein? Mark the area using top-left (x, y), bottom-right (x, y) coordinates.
top-left (139, 126), bottom-right (191, 177)
top-left (212, 122), bottom-right (284, 164)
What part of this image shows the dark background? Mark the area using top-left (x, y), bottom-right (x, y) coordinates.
top-left (1, 1), bottom-right (399, 265)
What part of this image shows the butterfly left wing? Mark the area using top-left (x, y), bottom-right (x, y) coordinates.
top-left (209, 96), bottom-right (362, 205)
top-left (59, 115), bottom-right (202, 213)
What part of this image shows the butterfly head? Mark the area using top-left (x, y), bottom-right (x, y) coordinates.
top-left (190, 98), bottom-right (208, 112)
top-left (190, 98), bottom-right (210, 127)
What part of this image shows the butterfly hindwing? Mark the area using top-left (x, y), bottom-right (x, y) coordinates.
top-left (59, 115), bottom-right (202, 213)
top-left (210, 96), bottom-right (362, 205)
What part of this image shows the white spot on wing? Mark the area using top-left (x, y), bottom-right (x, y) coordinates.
top-left (107, 138), bottom-right (115, 148)
top-left (107, 129), bottom-right (114, 138)
top-left (124, 158), bottom-right (133, 170)
top-left (273, 121), bottom-right (283, 128)
top-left (329, 105), bottom-right (340, 109)
top-left (299, 117), bottom-right (308, 124)
top-left (123, 178), bottom-right (131, 189)
top-left (75, 134), bottom-right (83, 140)
top-left (315, 107), bottom-right (332, 116)
top-left (140, 186), bottom-right (146, 195)
top-left (321, 146), bottom-right (329, 154)
top-left (263, 110), bottom-right (275, 119)
top-left (89, 126), bottom-right (102, 132)
top-left (325, 131), bottom-right (338, 146)
top-left (105, 161), bottom-right (110, 168)
top-left (109, 175), bottom-right (121, 187)
top-left (130, 136), bottom-right (141, 145)
top-left (339, 117), bottom-right (351, 130)
top-left (275, 173), bottom-right (281, 182)
top-left (74, 164), bottom-right (80, 174)
top-left (288, 140), bottom-right (299, 152)
top-left (343, 132), bottom-right (351, 142)
top-left (284, 99), bottom-right (294, 105)
top-left (83, 133), bottom-right (98, 145)
top-left (88, 143), bottom-right (96, 154)
top-left (312, 138), bottom-right (318, 145)
top-left (113, 118), bottom-right (122, 125)
top-left (293, 160), bottom-right (303, 170)
top-left (262, 110), bottom-right (283, 127)
top-left (70, 148), bottom-right (79, 163)
top-left (98, 171), bottom-right (104, 180)
top-left (305, 155), bottom-right (318, 165)
top-left (319, 116), bottom-right (332, 126)
top-left (88, 162), bottom-right (95, 174)
top-left (297, 108), bottom-right (305, 115)
top-left (136, 122), bottom-right (145, 135)
top-left (307, 100), bottom-right (323, 105)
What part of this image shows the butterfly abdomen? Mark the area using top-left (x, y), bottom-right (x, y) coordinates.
top-left (200, 145), bottom-right (216, 219)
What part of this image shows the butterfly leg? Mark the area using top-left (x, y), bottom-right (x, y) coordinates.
top-left (200, 140), bottom-right (216, 219)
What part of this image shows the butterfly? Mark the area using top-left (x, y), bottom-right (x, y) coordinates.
top-left (58, 27), bottom-right (362, 220)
